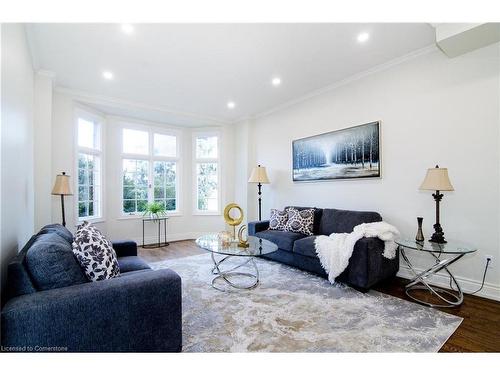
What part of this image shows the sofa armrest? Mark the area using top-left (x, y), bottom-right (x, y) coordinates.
top-left (112, 240), bottom-right (138, 257)
top-left (1, 269), bottom-right (182, 352)
top-left (248, 220), bottom-right (270, 235)
top-left (339, 237), bottom-right (399, 291)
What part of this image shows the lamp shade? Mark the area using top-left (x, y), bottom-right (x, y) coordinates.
top-left (248, 165), bottom-right (270, 184)
top-left (51, 172), bottom-right (73, 195)
top-left (419, 166), bottom-right (454, 191)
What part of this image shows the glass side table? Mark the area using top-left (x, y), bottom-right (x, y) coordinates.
top-left (396, 239), bottom-right (477, 308)
top-left (142, 216), bottom-right (169, 249)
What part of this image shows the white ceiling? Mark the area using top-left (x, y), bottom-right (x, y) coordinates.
top-left (27, 23), bottom-right (435, 126)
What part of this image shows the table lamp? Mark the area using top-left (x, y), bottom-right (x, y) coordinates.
top-left (52, 172), bottom-right (73, 227)
top-left (248, 165), bottom-right (270, 221)
top-left (419, 165), bottom-right (454, 243)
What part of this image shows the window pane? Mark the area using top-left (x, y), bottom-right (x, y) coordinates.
top-left (137, 200), bottom-right (148, 212)
top-left (154, 133), bottom-right (177, 157)
top-left (153, 161), bottom-right (176, 211)
top-left (166, 199), bottom-right (176, 211)
top-left (78, 153), bottom-right (101, 219)
top-left (196, 162), bottom-right (218, 211)
top-left (78, 186), bottom-right (89, 201)
top-left (78, 118), bottom-right (96, 149)
top-left (154, 199), bottom-right (166, 210)
top-left (78, 202), bottom-right (87, 217)
top-left (122, 159), bottom-right (150, 214)
top-left (123, 200), bottom-right (135, 213)
top-left (123, 186), bottom-right (135, 199)
top-left (165, 185), bottom-right (176, 199)
top-left (123, 129), bottom-right (149, 155)
top-left (196, 136), bottom-right (218, 159)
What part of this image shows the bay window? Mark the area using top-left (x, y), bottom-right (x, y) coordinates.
top-left (121, 126), bottom-right (179, 215)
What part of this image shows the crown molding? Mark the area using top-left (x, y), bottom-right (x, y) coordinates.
top-left (233, 44), bottom-right (439, 124)
top-left (54, 87), bottom-right (231, 126)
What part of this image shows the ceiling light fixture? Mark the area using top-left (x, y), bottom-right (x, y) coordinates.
top-left (227, 101), bottom-right (236, 109)
top-left (121, 24), bottom-right (134, 34)
top-left (102, 71), bottom-right (114, 80)
top-left (357, 32), bottom-right (370, 43)
top-left (271, 77), bottom-right (281, 86)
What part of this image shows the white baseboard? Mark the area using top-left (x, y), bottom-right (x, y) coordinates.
top-left (130, 232), bottom-right (209, 247)
top-left (397, 265), bottom-right (500, 302)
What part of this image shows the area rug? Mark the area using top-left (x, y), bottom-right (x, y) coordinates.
top-left (151, 254), bottom-right (462, 352)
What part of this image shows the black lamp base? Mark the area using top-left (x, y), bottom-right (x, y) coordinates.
top-left (429, 223), bottom-right (447, 244)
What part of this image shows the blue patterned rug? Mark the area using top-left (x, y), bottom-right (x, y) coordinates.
top-left (151, 254), bottom-right (462, 352)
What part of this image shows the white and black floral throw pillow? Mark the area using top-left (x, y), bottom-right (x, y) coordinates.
top-left (72, 221), bottom-right (120, 281)
top-left (284, 208), bottom-right (315, 236)
top-left (269, 208), bottom-right (288, 231)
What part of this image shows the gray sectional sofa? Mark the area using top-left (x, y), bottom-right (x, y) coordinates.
top-left (1, 224), bottom-right (182, 352)
top-left (248, 206), bottom-right (399, 292)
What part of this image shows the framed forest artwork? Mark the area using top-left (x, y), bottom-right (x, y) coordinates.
top-left (292, 121), bottom-right (381, 182)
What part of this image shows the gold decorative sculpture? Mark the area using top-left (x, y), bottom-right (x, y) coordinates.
top-left (223, 203), bottom-right (244, 240)
top-left (237, 225), bottom-right (249, 248)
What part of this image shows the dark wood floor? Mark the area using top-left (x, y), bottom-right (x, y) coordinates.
top-left (139, 240), bottom-right (500, 353)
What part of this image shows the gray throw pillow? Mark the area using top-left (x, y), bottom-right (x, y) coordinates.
top-left (26, 232), bottom-right (88, 291)
top-left (72, 221), bottom-right (120, 282)
top-left (284, 208), bottom-right (315, 236)
top-left (269, 208), bottom-right (288, 231)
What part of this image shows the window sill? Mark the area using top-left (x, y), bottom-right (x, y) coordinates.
top-left (117, 212), bottom-right (182, 220)
top-left (192, 212), bottom-right (221, 216)
top-left (78, 217), bottom-right (105, 224)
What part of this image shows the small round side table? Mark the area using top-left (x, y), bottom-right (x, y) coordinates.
top-left (396, 239), bottom-right (477, 308)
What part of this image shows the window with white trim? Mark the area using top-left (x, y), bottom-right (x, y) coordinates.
top-left (121, 126), bottom-right (179, 215)
top-left (76, 114), bottom-right (102, 220)
top-left (194, 134), bottom-right (219, 213)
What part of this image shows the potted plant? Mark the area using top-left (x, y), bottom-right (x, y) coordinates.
top-left (142, 202), bottom-right (167, 220)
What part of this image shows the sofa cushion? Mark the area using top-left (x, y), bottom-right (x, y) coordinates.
top-left (319, 208), bottom-right (382, 235)
top-left (285, 206), bottom-right (323, 234)
top-left (72, 222), bottom-right (121, 282)
top-left (269, 208), bottom-right (288, 231)
top-left (118, 256), bottom-right (151, 273)
top-left (254, 230), bottom-right (306, 251)
top-left (284, 207), bottom-right (315, 235)
top-left (38, 223), bottom-right (73, 244)
top-left (292, 236), bottom-right (320, 258)
top-left (25, 232), bottom-right (88, 291)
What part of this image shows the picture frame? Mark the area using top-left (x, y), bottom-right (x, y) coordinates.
top-left (292, 121), bottom-right (381, 182)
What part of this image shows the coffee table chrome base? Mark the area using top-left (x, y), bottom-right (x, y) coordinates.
top-left (400, 246), bottom-right (465, 308)
top-left (210, 252), bottom-right (260, 292)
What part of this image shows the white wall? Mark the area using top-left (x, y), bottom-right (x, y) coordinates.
top-left (50, 91), bottom-right (235, 243)
top-left (238, 43), bottom-right (500, 300)
top-left (34, 72), bottom-right (54, 231)
top-left (1, 24), bottom-right (35, 290)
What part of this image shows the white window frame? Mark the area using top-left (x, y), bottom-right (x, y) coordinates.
top-left (74, 107), bottom-right (105, 223)
top-left (192, 131), bottom-right (221, 215)
top-left (119, 121), bottom-right (182, 217)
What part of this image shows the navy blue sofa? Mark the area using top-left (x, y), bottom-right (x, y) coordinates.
top-left (1, 224), bottom-right (182, 352)
top-left (248, 207), bottom-right (399, 292)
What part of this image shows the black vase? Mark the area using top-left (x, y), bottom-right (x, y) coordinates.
top-left (416, 217), bottom-right (424, 242)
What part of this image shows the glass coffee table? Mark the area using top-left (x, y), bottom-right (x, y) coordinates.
top-left (196, 234), bottom-right (278, 292)
top-left (396, 239), bottom-right (477, 308)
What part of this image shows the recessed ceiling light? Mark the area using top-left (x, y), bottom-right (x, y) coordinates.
top-left (271, 77), bottom-right (281, 86)
top-left (102, 71), bottom-right (114, 80)
top-left (121, 24), bottom-right (134, 34)
top-left (357, 32), bottom-right (370, 43)
top-left (227, 101), bottom-right (236, 109)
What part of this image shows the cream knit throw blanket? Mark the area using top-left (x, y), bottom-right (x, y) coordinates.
top-left (314, 221), bottom-right (400, 284)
